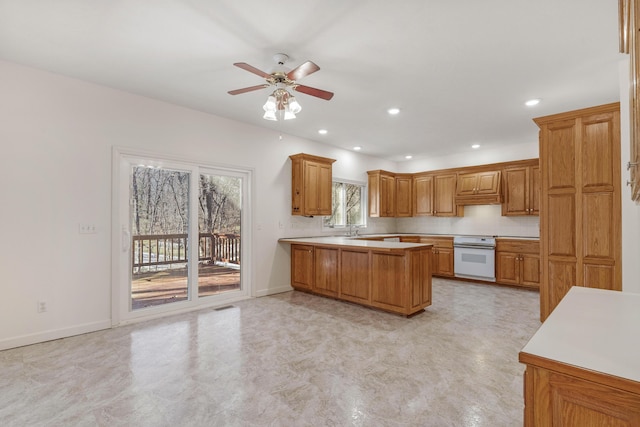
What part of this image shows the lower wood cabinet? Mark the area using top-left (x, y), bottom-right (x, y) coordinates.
top-left (291, 244), bottom-right (314, 289)
top-left (522, 365), bottom-right (640, 426)
top-left (289, 243), bottom-right (432, 316)
top-left (419, 236), bottom-right (454, 277)
top-left (496, 239), bottom-right (540, 288)
top-left (314, 246), bottom-right (339, 297)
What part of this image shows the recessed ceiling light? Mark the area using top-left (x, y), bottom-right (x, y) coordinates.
top-left (525, 99), bottom-right (541, 107)
top-left (318, 129), bottom-right (328, 135)
top-left (353, 146), bottom-right (362, 151)
top-left (472, 144), bottom-right (481, 149)
top-left (405, 155), bottom-right (413, 159)
top-left (387, 107), bottom-right (400, 115)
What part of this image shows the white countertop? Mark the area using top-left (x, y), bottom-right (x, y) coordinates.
top-left (278, 236), bottom-right (431, 249)
top-left (521, 287), bottom-right (640, 382)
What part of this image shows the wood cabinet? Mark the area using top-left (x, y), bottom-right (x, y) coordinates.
top-left (502, 163), bottom-right (540, 216)
top-left (419, 236), bottom-right (454, 277)
top-left (314, 246), bottom-right (339, 297)
top-left (413, 173), bottom-right (461, 217)
top-left (288, 242), bottom-right (432, 316)
top-left (291, 244), bottom-right (314, 289)
top-left (339, 248), bottom-right (370, 305)
top-left (519, 287), bottom-right (640, 427)
top-left (291, 244), bottom-right (340, 296)
top-left (395, 174), bottom-right (413, 217)
top-left (495, 239), bottom-right (540, 288)
top-left (619, 0), bottom-right (640, 202)
top-left (534, 103), bottom-right (622, 321)
top-left (455, 170), bottom-right (502, 205)
top-left (290, 153), bottom-right (336, 216)
top-left (367, 170), bottom-right (396, 217)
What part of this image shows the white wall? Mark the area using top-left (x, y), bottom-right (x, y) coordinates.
top-left (0, 60), bottom-right (396, 350)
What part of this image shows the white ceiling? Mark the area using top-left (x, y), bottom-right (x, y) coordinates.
top-left (0, 0), bottom-right (625, 161)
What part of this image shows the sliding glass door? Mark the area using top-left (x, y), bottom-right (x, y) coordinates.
top-left (113, 150), bottom-right (250, 323)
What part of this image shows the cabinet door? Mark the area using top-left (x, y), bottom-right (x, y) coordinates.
top-left (291, 245), bottom-right (314, 289)
top-left (380, 174), bottom-right (396, 217)
top-left (317, 162), bottom-right (333, 215)
top-left (304, 160), bottom-right (332, 216)
top-left (434, 174), bottom-right (458, 216)
top-left (371, 252), bottom-right (406, 311)
top-left (525, 367), bottom-right (640, 427)
top-left (435, 247), bottom-right (454, 277)
top-left (395, 175), bottom-right (412, 217)
top-left (314, 246), bottom-right (339, 296)
top-left (413, 175), bottom-right (433, 216)
top-left (303, 161), bottom-right (319, 214)
top-left (475, 171), bottom-right (501, 194)
top-left (456, 173), bottom-right (478, 196)
top-left (503, 167), bottom-right (528, 216)
top-left (496, 251), bottom-right (520, 285)
top-left (520, 253), bottom-right (540, 287)
top-left (340, 249), bottom-right (370, 304)
top-left (530, 165), bottom-right (540, 215)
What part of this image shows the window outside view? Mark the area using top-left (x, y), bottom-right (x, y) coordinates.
top-left (324, 181), bottom-right (366, 229)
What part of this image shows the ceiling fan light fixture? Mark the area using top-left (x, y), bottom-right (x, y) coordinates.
top-left (283, 105), bottom-right (296, 120)
top-left (263, 95), bottom-right (277, 111)
top-left (288, 96), bottom-right (302, 114)
top-left (263, 110), bottom-right (277, 121)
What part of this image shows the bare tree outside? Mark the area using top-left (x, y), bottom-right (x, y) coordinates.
top-left (324, 181), bottom-right (365, 227)
top-left (129, 166), bottom-right (242, 309)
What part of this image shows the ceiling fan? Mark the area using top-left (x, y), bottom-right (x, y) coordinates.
top-left (228, 53), bottom-right (334, 121)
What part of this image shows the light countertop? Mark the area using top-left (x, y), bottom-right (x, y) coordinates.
top-left (278, 236), bottom-right (431, 249)
top-left (520, 286), bottom-right (640, 382)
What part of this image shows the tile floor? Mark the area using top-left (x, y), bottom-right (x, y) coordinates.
top-left (0, 278), bottom-right (541, 426)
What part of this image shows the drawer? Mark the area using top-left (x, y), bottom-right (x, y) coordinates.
top-left (496, 239), bottom-right (539, 254)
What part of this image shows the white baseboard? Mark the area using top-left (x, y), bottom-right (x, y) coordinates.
top-left (254, 285), bottom-right (293, 297)
top-left (0, 319), bottom-right (112, 351)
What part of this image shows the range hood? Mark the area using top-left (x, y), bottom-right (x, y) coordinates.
top-left (455, 170), bottom-right (503, 205)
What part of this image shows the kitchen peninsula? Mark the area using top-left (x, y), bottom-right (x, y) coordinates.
top-left (279, 236), bottom-right (433, 316)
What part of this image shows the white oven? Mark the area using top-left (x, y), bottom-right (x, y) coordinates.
top-left (453, 236), bottom-right (496, 282)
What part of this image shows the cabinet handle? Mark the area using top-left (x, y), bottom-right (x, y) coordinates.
top-left (627, 161), bottom-right (638, 170)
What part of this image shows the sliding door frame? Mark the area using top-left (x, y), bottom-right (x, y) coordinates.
top-left (111, 146), bottom-right (253, 326)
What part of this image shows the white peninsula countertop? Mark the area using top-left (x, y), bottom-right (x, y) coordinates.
top-left (520, 286), bottom-right (640, 384)
top-left (278, 235), bottom-right (432, 250)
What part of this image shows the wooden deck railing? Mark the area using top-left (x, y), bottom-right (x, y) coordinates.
top-left (132, 233), bottom-right (240, 272)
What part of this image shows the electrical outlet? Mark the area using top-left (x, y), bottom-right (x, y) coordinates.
top-left (37, 300), bottom-right (47, 313)
top-left (79, 223), bottom-right (97, 234)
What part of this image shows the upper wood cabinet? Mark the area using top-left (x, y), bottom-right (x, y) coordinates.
top-left (395, 174), bottom-right (413, 217)
top-left (413, 173), bottom-right (461, 217)
top-left (502, 162), bottom-right (540, 216)
top-left (535, 103), bottom-right (622, 321)
top-left (368, 170), bottom-right (396, 217)
top-left (455, 170), bottom-right (502, 205)
top-left (290, 153), bottom-right (336, 216)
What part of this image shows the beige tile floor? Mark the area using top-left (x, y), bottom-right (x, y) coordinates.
top-left (0, 278), bottom-right (540, 427)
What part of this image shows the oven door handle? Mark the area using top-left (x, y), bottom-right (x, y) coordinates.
top-left (453, 244), bottom-right (495, 249)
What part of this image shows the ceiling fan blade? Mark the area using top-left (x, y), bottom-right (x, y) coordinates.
top-left (293, 84), bottom-right (334, 100)
top-left (233, 62), bottom-right (271, 79)
top-left (227, 84), bottom-right (270, 95)
top-left (287, 61), bottom-right (320, 81)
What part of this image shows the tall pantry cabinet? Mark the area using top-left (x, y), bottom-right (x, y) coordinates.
top-left (534, 103), bottom-right (622, 321)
